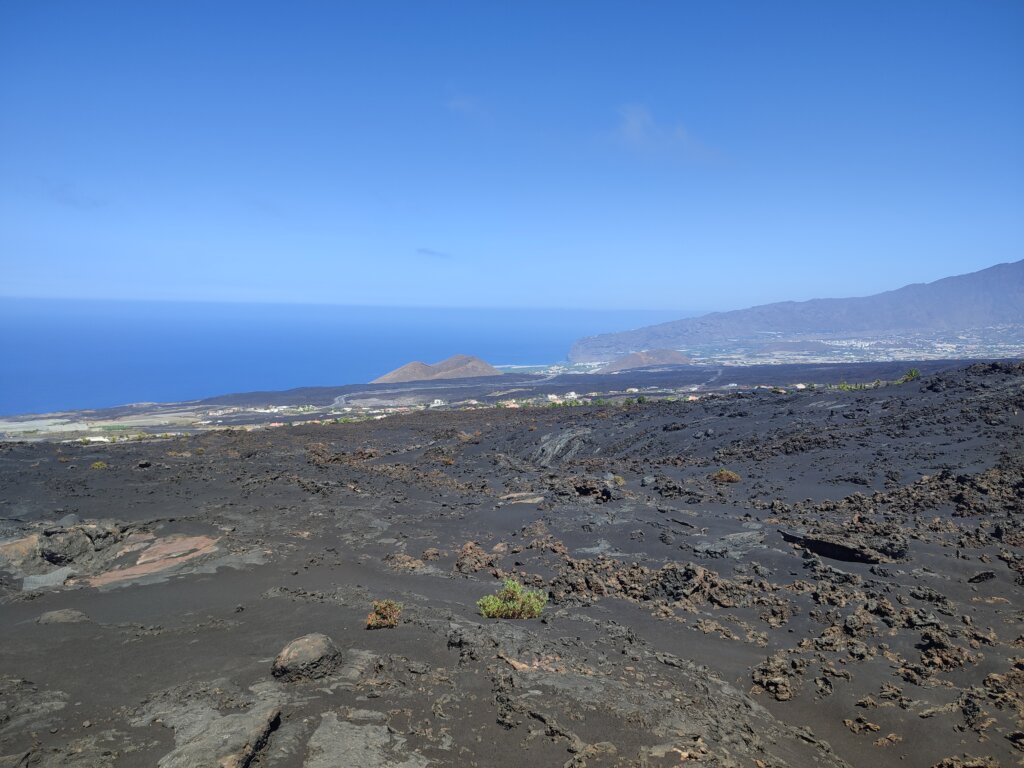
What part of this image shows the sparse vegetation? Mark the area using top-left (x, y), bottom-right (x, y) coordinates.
top-left (477, 579), bottom-right (547, 619)
top-left (90, 461), bottom-right (108, 470)
top-left (832, 369), bottom-right (922, 391)
top-left (366, 599), bottom-right (402, 629)
top-left (710, 468), bottom-right (741, 484)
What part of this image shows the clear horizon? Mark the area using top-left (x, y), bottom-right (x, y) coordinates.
top-left (0, 301), bottom-right (689, 414)
top-left (1, 255), bottom-right (1020, 316)
top-left (0, 294), bottom-right (713, 315)
top-left (2, 2), bottom-right (1021, 311)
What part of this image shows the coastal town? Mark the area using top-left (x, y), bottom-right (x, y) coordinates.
top-left (0, 358), bottom-right (956, 443)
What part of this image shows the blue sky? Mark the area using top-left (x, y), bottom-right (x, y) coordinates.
top-left (1, 1), bottom-right (1021, 311)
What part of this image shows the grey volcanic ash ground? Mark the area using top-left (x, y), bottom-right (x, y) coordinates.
top-left (1, 362), bottom-right (1022, 767)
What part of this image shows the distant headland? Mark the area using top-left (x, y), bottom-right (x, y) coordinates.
top-left (371, 354), bottom-right (502, 384)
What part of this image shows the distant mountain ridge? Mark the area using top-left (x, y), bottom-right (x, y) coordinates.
top-left (372, 354), bottom-right (501, 384)
top-left (596, 349), bottom-right (692, 373)
top-left (570, 260), bottom-right (1024, 362)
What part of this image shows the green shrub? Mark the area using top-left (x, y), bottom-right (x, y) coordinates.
top-left (366, 599), bottom-right (402, 629)
top-left (90, 461), bottom-right (108, 470)
top-left (710, 468), bottom-right (741, 484)
top-left (477, 579), bottom-right (546, 619)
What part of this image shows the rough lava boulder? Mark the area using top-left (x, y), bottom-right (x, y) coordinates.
top-left (271, 633), bottom-right (343, 682)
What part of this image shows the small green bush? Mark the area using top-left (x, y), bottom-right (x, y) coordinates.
top-left (477, 579), bottom-right (547, 619)
top-left (90, 461), bottom-right (108, 470)
top-left (366, 599), bottom-right (402, 629)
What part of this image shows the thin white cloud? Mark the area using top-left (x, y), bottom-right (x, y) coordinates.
top-left (416, 247), bottom-right (453, 259)
top-left (618, 104), bottom-right (657, 146)
top-left (614, 104), bottom-right (718, 162)
top-left (39, 178), bottom-right (106, 210)
top-left (444, 85), bottom-right (488, 121)
top-left (446, 95), bottom-right (479, 116)
top-left (242, 197), bottom-right (285, 218)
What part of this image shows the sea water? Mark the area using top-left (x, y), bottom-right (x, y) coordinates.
top-left (0, 299), bottom-right (686, 415)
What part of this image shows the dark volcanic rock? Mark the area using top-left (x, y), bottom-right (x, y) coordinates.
top-left (36, 609), bottom-right (90, 625)
top-left (779, 529), bottom-right (896, 563)
top-left (271, 633), bottom-right (343, 682)
top-left (157, 705), bottom-right (281, 768)
top-left (454, 541), bottom-right (495, 574)
top-left (2, 360), bottom-right (1023, 768)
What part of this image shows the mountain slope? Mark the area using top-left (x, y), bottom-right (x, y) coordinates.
top-left (372, 354), bottom-right (501, 384)
top-left (596, 349), bottom-right (692, 373)
top-left (570, 260), bottom-right (1024, 362)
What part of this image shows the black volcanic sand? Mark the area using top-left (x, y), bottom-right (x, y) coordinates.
top-left (1, 362), bottom-right (1022, 767)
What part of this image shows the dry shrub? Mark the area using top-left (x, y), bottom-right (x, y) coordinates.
top-left (366, 599), bottom-right (402, 629)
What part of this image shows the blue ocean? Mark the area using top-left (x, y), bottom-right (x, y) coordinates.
top-left (0, 299), bottom-right (686, 415)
